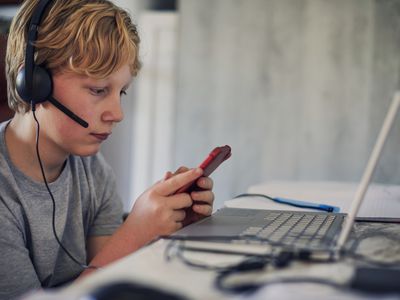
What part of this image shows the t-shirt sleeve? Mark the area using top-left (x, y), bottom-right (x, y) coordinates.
top-left (87, 153), bottom-right (124, 237)
top-left (0, 200), bottom-right (41, 299)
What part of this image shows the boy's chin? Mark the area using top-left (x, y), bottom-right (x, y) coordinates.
top-left (73, 145), bottom-right (101, 157)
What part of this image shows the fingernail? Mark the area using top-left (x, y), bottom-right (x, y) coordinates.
top-left (195, 168), bottom-right (203, 175)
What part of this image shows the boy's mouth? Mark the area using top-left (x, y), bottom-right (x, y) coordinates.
top-left (90, 133), bottom-right (110, 141)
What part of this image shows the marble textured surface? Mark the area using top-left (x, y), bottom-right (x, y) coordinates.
top-left (174, 0), bottom-right (400, 207)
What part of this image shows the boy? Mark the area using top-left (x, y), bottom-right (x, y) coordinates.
top-left (1, 0), bottom-right (215, 299)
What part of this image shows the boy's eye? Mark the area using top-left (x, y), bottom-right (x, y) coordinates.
top-left (90, 88), bottom-right (106, 96)
top-left (120, 90), bottom-right (127, 96)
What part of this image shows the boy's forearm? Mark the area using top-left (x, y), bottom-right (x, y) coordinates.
top-left (78, 217), bottom-right (153, 278)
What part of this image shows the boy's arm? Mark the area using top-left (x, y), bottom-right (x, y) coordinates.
top-left (79, 168), bottom-right (206, 277)
top-left (86, 236), bottom-right (110, 262)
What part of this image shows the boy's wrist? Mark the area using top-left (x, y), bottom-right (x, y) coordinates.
top-left (123, 214), bottom-right (158, 248)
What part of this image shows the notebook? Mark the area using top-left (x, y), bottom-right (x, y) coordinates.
top-left (173, 92), bottom-right (400, 256)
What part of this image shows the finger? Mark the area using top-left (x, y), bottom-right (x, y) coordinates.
top-left (172, 209), bottom-right (186, 222)
top-left (155, 168), bottom-right (203, 195)
top-left (191, 190), bottom-right (214, 204)
top-left (192, 204), bottom-right (213, 216)
top-left (174, 166), bottom-right (189, 174)
top-left (168, 193), bottom-right (193, 209)
top-left (196, 176), bottom-right (214, 190)
top-left (163, 167), bottom-right (189, 183)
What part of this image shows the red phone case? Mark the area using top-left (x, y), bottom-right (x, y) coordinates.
top-left (175, 145), bottom-right (231, 194)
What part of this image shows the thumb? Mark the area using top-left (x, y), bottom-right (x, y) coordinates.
top-left (156, 168), bottom-right (203, 195)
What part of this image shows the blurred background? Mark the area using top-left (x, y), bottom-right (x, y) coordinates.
top-left (1, 0), bottom-right (400, 211)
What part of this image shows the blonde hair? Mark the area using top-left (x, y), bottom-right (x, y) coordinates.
top-left (6, 0), bottom-right (141, 113)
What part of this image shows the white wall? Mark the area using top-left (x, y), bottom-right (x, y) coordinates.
top-left (101, 1), bottom-right (178, 211)
top-left (100, 0), bottom-right (150, 211)
top-left (103, 0), bottom-right (400, 211)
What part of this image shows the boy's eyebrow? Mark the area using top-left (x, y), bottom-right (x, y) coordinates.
top-left (122, 79), bottom-right (134, 90)
top-left (82, 77), bottom-right (132, 88)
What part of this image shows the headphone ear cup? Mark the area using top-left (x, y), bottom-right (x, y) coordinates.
top-left (16, 66), bottom-right (53, 105)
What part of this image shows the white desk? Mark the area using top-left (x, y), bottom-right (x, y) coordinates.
top-left (22, 222), bottom-right (399, 300)
top-left (24, 181), bottom-right (400, 300)
top-left (58, 239), bottom-right (232, 300)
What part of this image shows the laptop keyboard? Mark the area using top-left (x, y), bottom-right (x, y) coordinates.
top-left (240, 212), bottom-right (337, 247)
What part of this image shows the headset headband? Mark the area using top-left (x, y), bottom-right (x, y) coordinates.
top-left (20, 0), bottom-right (89, 128)
top-left (24, 0), bottom-right (53, 102)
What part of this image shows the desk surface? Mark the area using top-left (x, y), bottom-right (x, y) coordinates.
top-left (30, 221), bottom-right (400, 300)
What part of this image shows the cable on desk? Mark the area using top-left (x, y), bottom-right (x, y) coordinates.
top-left (162, 234), bottom-right (400, 269)
top-left (162, 235), bottom-right (339, 263)
top-left (213, 253), bottom-right (400, 295)
top-left (163, 236), bottom-right (400, 296)
top-left (233, 193), bottom-right (339, 212)
top-left (215, 271), bottom-right (347, 294)
top-left (211, 250), bottom-right (344, 294)
top-left (165, 240), bottom-right (273, 272)
top-left (164, 238), bottom-right (301, 276)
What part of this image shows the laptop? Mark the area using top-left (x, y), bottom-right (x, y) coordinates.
top-left (173, 92), bottom-right (400, 257)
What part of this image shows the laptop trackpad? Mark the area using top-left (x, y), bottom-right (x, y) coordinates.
top-left (174, 216), bottom-right (249, 237)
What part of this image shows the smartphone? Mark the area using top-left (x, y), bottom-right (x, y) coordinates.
top-left (175, 145), bottom-right (232, 194)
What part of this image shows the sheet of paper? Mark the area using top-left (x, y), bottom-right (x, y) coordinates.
top-left (224, 181), bottom-right (400, 219)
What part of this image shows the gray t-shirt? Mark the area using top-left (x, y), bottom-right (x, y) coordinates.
top-left (0, 121), bottom-right (124, 299)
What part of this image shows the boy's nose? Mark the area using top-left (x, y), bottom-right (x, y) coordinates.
top-left (102, 96), bottom-right (124, 123)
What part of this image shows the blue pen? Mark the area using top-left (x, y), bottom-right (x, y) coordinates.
top-left (234, 193), bottom-right (340, 213)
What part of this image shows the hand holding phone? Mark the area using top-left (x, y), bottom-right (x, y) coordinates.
top-left (175, 145), bottom-right (231, 194)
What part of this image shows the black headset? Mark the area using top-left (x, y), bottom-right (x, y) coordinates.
top-left (14, 0), bottom-right (95, 271)
top-left (15, 0), bottom-right (88, 128)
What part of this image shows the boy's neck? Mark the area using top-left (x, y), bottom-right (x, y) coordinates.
top-left (5, 113), bottom-right (67, 183)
